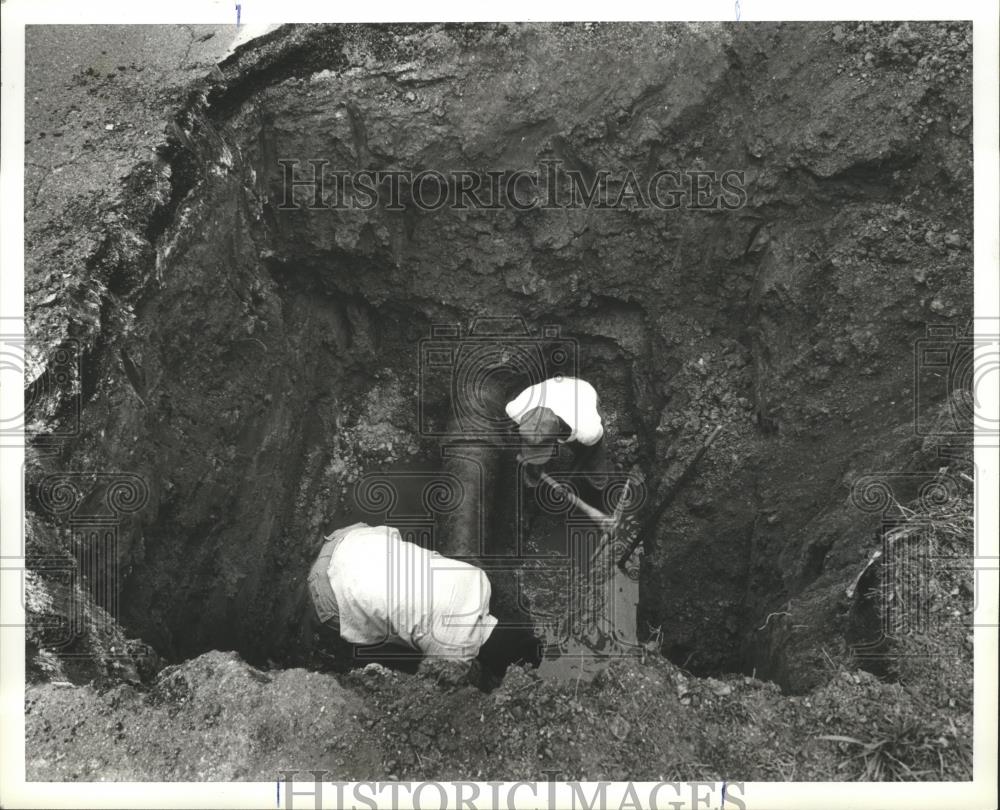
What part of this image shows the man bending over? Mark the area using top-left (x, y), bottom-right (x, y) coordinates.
top-left (293, 522), bottom-right (541, 686)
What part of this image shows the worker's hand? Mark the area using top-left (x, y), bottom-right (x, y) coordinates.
top-left (418, 657), bottom-right (473, 687)
top-left (523, 466), bottom-right (543, 487)
top-left (516, 454), bottom-right (544, 487)
top-left (476, 624), bottom-right (543, 682)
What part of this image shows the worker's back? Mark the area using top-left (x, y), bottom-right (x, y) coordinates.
top-left (328, 525), bottom-right (499, 660)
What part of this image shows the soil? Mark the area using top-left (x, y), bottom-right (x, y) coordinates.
top-left (22, 22), bottom-right (974, 781)
top-left (26, 642), bottom-right (971, 782)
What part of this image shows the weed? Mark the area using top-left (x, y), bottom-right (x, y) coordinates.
top-left (821, 706), bottom-right (970, 780)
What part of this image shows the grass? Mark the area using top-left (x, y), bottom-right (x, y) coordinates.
top-left (836, 471), bottom-right (975, 780)
top-left (821, 708), bottom-right (971, 781)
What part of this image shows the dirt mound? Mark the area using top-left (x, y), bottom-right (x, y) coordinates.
top-left (27, 643), bottom-right (970, 781)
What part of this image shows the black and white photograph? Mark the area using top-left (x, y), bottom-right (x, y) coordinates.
top-left (1, 4), bottom-right (997, 808)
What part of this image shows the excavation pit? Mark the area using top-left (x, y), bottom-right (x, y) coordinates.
top-left (25, 22), bottom-right (974, 696)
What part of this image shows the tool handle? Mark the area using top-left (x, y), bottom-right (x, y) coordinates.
top-left (536, 470), bottom-right (614, 527)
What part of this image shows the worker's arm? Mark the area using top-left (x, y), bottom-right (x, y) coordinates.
top-left (477, 622), bottom-right (542, 673)
top-left (517, 453), bottom-right (546, 487)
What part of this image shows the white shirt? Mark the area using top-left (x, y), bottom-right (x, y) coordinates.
top-left (327, 525), bottom-right (498, 660)
top-left (505, 376), bottom-right (604, 446)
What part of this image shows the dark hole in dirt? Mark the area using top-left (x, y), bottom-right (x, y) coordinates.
top-left (845, 564), bottom-right (894, 683)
